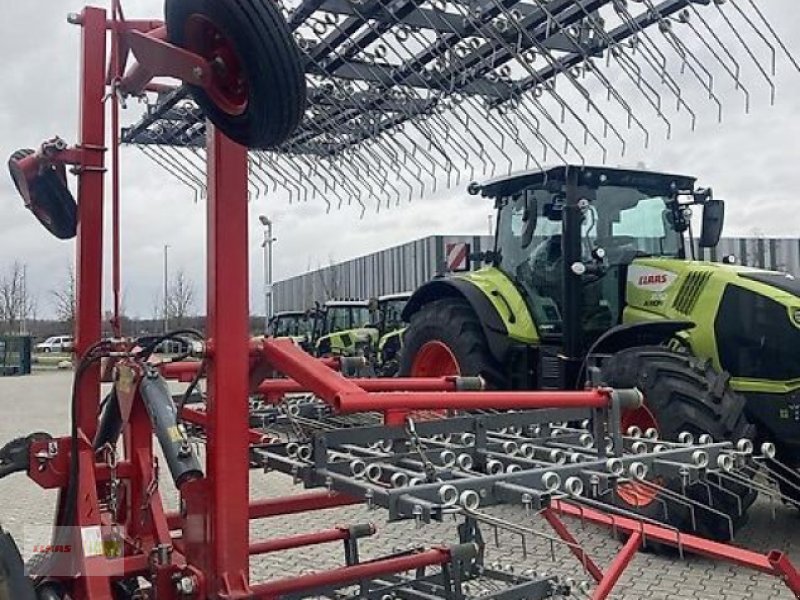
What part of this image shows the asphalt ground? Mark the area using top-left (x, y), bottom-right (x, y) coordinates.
top-left (1, 371), bottom-right (799, 599)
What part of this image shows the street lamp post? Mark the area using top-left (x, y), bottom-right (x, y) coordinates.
top-left (258, 215), bottom-right (276, 333)
top-left (163, 244), bottom-right (170, 333)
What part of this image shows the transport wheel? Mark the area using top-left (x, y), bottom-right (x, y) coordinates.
top-left (399, 298), bottom-right (507, 388)
top-left (602, 346), bottom-right (757, 541)
top-left (0, 526), bottom-right (36, 600)
top-left (8, 149), bottom-right (77, 240)
top-left (165, 0), bottom-right (307, 149)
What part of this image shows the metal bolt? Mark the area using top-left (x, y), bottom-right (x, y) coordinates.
top-left (176, 575), bottom-right (195, 596)
top-left (192, 66), bottom-right (204, 81)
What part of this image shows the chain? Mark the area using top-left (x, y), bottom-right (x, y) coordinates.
top-left (102, 443), bottom-right (123, 558)
top-left (140, 456), bottom-right (160, 526)
top-left (405, 418), bottom-right (439, 483)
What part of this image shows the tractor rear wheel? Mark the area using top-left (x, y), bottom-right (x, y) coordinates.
top-left (602, 346), bottom-right (756, 541)
top-left (398, 298), bottom-right (507, 387)
top-left (165, 0), bottom-right (306, 149)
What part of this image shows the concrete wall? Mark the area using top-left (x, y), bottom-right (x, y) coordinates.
top-left (274, 236), bottom-right (800, 311)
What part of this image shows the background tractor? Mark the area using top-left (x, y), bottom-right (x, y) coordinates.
top-left (375, 292), bottom-right (412, 376)
top-left (400, 165), bottom-right (800, 537)
top-left (311, 299), bottom-right (376, 358)
top-left (267, 310), bottom-right (314, 351)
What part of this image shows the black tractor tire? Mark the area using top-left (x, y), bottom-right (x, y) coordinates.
top-left (398, 298), bottom-right (507, 388)
top-left (602, 346), bottom-right (757, 541)
top-left (8, 149), bottom-right (77, 240)
top-left (0, 526), bottom-right (36, 600)
top-left (165, 0), bottom-right (306, 149)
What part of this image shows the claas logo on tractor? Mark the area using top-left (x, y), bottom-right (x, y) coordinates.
top-left (7, 138), bottom-right (78, 240)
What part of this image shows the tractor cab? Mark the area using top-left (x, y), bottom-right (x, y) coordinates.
top-left (268, 310), bottom-right (313, 350)
top-left (483, 165), bottom-right (723, 354)
top-left (376, 292), bottom-right (412, 376)
top-left (313, 299), bottom-right (377, 357)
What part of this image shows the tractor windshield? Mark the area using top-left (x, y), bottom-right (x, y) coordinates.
top-left (497, 181), bottom-right (683, 336)
top-left (325, 306), bottom-right (370, 334)
top-left (380, 299), bottom-right (408, 333)
top-left (272, 315), bottom-right (311, 337)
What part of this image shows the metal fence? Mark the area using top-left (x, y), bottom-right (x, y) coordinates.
top-left (274, 236), bottom-right (800, 312)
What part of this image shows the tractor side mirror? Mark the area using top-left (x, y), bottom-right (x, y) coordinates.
top-left (699, 199), bottom-right (724, 248)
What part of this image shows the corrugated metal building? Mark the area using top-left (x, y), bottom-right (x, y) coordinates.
top-left (273, 236), bottom-right (800, 311)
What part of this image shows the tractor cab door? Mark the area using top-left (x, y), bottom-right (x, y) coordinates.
top-left (497, 183), bottom-right (682, 350)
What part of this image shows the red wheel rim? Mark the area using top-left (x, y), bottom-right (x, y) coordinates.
top-left (617, 403), bottom-right (661, 507)
top-left (184, 15), bottom-right (249, 116)
top-left (410, 341), bottom-right (461, 378)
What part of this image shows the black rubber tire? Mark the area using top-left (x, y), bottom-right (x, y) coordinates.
top-left (602, 346), bottom-right (756, 541)
top-left (0, 527), bottom-right (36, 600)
top-left (8, 149), bottom-right (77, 240)
top-left (398, 298), bottom-right (507, 388)
top-left (165, 0), bottom-right (306, 149)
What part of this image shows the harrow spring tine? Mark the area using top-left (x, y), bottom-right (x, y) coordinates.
top-left (713, 0), bottom-right (775, 105)
top-left (612, 0), bottom-right (698, 124)
top-left (682, 6), bottom-right (750, 113)
top-left (741, 0), bottom-right (800, 75)
top-left (728, 0), bottom-right (777, 76)
top-left (653, 19), bottom-right (720, 121)
top-left (137, 145), bottom-right (199, 197)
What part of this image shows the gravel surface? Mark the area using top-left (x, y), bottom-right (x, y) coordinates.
top-left (1, 371), bottom-right (799, 599)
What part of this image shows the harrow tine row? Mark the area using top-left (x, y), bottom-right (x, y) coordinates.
top-left (122, 0), bottom-right (800, 210)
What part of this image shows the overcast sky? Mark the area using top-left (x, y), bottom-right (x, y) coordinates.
top-left (1, 0), bottom-right (799, 319)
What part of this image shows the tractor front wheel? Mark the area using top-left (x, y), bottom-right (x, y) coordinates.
top-left (602, 346), bottom-right (756, 541)
top-left (398, 298), bottom-right (506, 387)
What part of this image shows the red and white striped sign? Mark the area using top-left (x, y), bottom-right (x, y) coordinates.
top-left (446, 242), bottom-right (471, 272)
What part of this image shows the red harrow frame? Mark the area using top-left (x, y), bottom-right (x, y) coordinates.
top-left (3, 2), bottom-right (800, 600)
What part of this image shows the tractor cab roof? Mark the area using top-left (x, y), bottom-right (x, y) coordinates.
top-left (379, 292), bottom-right (412, 303)
top-left (475, 165), bottom-right (697, 199)
top-left (324, 299), bottom-right (369, 308)
top-left (273, 310), bottom-right (307, 318)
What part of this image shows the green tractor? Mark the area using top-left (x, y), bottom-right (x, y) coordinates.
top-left (268, 310), bottom-right (314, 351)
top-left (375, 292), bottom-right (412, 376)
top-left (312, 299), bottom-right (377, 358)
top-left (399, 165), bottom-right (800, 537)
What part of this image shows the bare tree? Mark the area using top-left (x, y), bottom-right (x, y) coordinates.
top-left (0, 261), bottom-right (35, 335)
top-left (166, 269), bottom-right (195, 327)
top-left (315, 254), bottom-right (340, 301)
top-left (51, 263), bottom-right (77, 330)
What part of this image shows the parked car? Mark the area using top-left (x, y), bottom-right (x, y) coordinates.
top-left (35, 335), bottom-right (74, 353)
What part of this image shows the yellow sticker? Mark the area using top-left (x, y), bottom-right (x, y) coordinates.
top-left (167, 425), bottom-right (183, 442)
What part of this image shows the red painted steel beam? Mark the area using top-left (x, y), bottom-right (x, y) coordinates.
top-left (552, 501), bottom-right (779, 574)
top-left (249, 525), bottom-right (374, 556)
top-left (257, 376), bottom-right (459, 395)
top-left (203, 126), bottom-right (251, 596)
top-left (180, 406), bottom-right (267, 445)
top-left (768, 550), bottom-right (800, 597)
top-left (74, 5), bottom-right (107, 444)
top-left (592, 531), bottom-right (642, 600)
top-left (541, 509), bottom-right (604, 583)
top-left (261, 338), bottom-right (367, 404)
top-left (339, 389), bottom-right (613, 412)
top-left (250, 547), bottom-right (451, 597)
top-left (165, 491), bottom-right (359, 531)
